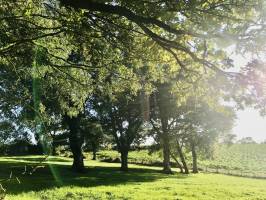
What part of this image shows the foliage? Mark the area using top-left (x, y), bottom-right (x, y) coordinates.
top-left (237, 137), bottom-right (257, 144)
top-left (80, 118), bottom-right (104, 160)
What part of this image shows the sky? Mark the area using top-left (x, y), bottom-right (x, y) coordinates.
top-left (233, 108), bottom-right (266, 142)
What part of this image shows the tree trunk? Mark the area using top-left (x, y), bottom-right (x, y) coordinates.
top-left (52, 142), bottom-right (56, 156)
top-left (92, 144), bottom-right (97, 160)
top-left (176, 140), bottom-right (189, 174)
top-left (51, 131), bottom-right (57, 155)
top-left (71, 145), bottom-right (84, 172)
top-left (157, 83), bottom-right (172, 174)
top-left (64, 115), bottom-right (85, 173)
top-left (191, 142), bottom-right (198, 173)
top-left (120, 149), bottom-right (128, 171)
top-left (162, 132), bottom-right (172, 173)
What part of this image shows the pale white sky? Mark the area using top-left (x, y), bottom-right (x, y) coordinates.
top-left (233, 108), bottom-right (266, 142)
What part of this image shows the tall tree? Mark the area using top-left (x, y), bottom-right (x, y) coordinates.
top-left (169, 94), bottom-right (236, 174)
top-left (94, 92), bottom-right (143, 171)
top-left (81, 117), bottom-right (104, 160)
top-left (1, 0), bottom-right (266, 174)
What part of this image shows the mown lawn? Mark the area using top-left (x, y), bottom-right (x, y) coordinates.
top-left (0, 156), bottom-right (266, 200)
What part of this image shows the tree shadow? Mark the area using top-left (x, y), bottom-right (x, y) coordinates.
top-left (0, 156), bottom-right (188, 195)
top-left (1, 156), bottom-right (70, 163)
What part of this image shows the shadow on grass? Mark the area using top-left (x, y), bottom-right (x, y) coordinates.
top-left (1, 156), bottom-right (70, 163)
top-left (0, 157), bottom-right (188, 195)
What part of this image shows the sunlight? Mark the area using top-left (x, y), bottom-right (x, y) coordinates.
top-left (234, 108), bottom-right (266, 142)
top-left (2, 1), bottom-right (266, 199)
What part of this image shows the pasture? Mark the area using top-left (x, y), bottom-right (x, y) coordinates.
top-left (1, 155), bottom-right (266, 200)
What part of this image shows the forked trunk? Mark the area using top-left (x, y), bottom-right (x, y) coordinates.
top-left (170, 151), bottom-right (184, 173)
top-left (176, 140), bottom-right (189, 174)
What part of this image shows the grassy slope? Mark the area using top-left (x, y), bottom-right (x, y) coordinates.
top-left (201, 144), bottom-right (266, 171)
top-left (97, 144), bottom-right (266, 176)
top-left (0, 156), bottom-right (266, 200)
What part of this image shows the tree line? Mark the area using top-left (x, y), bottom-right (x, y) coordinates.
top-left (0, 0), bottom-right (266, 173)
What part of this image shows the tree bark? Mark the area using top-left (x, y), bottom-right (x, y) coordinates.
top-left (191, 142), bottom-right (198, 173)
top-left (92, 143), bottom-right (97, 160)
top-left (52, 142), bottom-right (56, 156)
top-left (176, 140), bottom-right (189, 174)
top-left (64, 115), bottom-right (85, 173)
top-left (157, 84), bottom-right (172, 174)
top-left (160, 116), bottom-right (172, 173)
top-left (120, 149), bottom-right (128, 171)
top-left (162, 131), bottom-right (172, 173)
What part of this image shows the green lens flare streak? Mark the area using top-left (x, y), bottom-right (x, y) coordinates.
top-left (32, 46), bottom-right (62, 185)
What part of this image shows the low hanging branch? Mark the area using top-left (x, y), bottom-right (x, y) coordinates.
top-left (0, 30), bottom-right (64, 55)
top-left (1, 0), bottom-right (261, 81)
top-left (60, 0), bottom-right (211, 38)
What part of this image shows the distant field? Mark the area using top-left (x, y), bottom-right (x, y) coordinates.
top-left (199, 144), bottom-right (266, 177)
top-left (96, 144), bottom-right (266, 177)
top-left (1, 156), bottom-right (266, 200)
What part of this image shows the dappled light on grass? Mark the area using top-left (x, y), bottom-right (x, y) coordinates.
top-left (0, 156), bottom-right (172, 194)
top-left (2, 1), bottom-right (266, 199)
top-left (1, 156), bottom-right (266, 199)
top-left (47, 158), bottom-right (63, 186)
top-left (0, 156), bottom-right (68, 193)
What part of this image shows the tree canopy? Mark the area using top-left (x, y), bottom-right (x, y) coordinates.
top-left (1, 0), bottom-right (266, 173)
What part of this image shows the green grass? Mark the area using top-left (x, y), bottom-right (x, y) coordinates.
top-left (95, 150), bottom-right (163, 165)
top-left (215, 144), bottom-right (266, 171)
top-left (1, 156), bottom-right (266, 199)
top-left (96, 144), bottom-right (266, 177)
top-left (200, 144), bottom-right (266, 175)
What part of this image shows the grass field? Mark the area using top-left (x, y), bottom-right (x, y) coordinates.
top-left (201, 144), bottom-right (266, 170)
top-left (1, 156), bottom-right (266, 199)
top-left (96, 144), bottom-right (266, 177)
